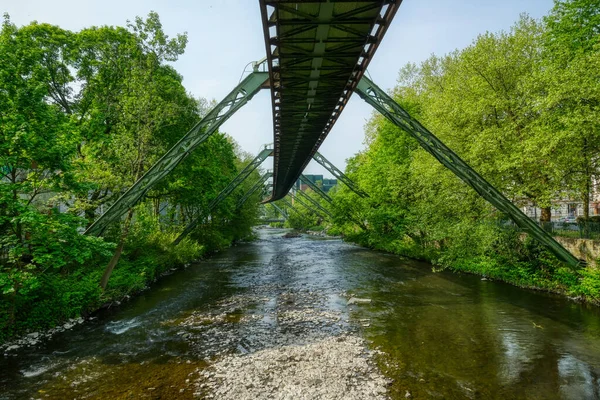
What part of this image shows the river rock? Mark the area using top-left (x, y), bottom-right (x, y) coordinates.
top-left (347, 297), bottom-right (372, 305)
top-left (195, 335), bottom-right (390, 399)
top-left (282, 231), bottom-right (302, 238)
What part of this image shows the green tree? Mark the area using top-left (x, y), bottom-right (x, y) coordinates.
top-left (540, 0), bottom-right (600, 218)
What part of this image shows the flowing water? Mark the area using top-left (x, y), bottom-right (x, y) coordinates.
top-left (1, 228), bottom-right (600, 399)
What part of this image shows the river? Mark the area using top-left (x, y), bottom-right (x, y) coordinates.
top-left (1, 228), bottom-right (600, 399)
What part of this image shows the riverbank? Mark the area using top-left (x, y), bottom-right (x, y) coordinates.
top-left (0, 226), bottom-right (255, 349)
top-left (336, 230), bottom-right (600, 307)
top-left (3, 228), bottom-right (600, 399)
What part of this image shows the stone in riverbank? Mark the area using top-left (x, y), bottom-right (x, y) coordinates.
top-left (195, 335), bottom-right (390, 399)
top-left (282, 231), bottom-right (302, 238)
top-left (347, 297), bottom-right (372, 305)
top-left (1, 317), bottom-right (85, 355)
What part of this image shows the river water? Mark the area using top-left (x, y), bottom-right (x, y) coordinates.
top-left (1, 228), bottom-right (600, 399)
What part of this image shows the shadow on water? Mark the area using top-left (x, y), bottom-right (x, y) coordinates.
top-left (1, 227), bottom-right (600, 399)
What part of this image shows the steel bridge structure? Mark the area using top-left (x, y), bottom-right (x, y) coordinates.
top-left (83, 1), bottom-right (581, 268)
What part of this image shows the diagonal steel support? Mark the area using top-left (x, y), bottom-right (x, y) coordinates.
top-left (312, 151), bottom-right (368, 198)
top-left (173, 148), bottom-right (273, 245)
top-left (237, 172), bottom-right (273, 209)
top-left (291, 191), bottom-right (325, 218)
top-left (296, 188), bottom-right (332, 218)
top-left (299, 174), bottom-right (332, 203)
top-left (85, 71), bottom-right (270, 236)
top-left (270, 203), bottom-right (288, 220)
top-left (356, 76), bottom-right (581, 268)
top-left (280, 198), bottom-right (303, 217)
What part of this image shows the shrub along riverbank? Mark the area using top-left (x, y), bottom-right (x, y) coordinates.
top-left (281, 0), bottom-right (600, 305)
top-left (0, 13), bottom-right (262, 344)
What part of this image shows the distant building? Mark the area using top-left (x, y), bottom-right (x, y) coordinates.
top-left (521, 182), bottom-right (600, 220)
top-left (322, 178), bottom-right (337, 193)
top-left (295, 174), bottom-right (338, 193)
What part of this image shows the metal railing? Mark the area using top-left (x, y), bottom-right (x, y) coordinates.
top-left (540, 221), bottom-right (600, 240)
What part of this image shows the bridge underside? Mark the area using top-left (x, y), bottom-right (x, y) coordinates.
top-left (260, 0), bottom-right (399, 200)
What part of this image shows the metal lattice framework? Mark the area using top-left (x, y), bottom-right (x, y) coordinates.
top-left (173, 148), bottom-right (273, 245)
top-left (260, 0), bottom-right (401, 200)
top-left (270, 203), bottom-right (289, 220)
top-left (300, 174), bottom-right (332, 203)
top-left (295, 188), bottom-right (333, 218)
top-left (280, 197), bottom-right (303, 217)
top-left (312, 151), bottom-right (368, 198)
top-left (85, 70), bottom-right (269, 236)
top-left (237, 172), bottom-right (273, 209)
top-left (291, 191), bottom-right (323, 217)
top-left (356, 76), bottom-right (581, 268)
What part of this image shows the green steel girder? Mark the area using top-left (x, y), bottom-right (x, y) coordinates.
top-left (312, 151), bottom-right (368, 198)
top-left (173, 148), bottom-right (273, 245)
top-left (85, 71), bottom-right (269, 236)
top-left (280, 198), bottom-right (303, 217)
top-left (258, 202), bottom-right (286, 223)
top-left (260, 0), bottom-right (402, 201)
top-left (356, 76), bottom-right (581, 268)
top-left (270, 203), bottom-right (289, 220)
top-left (237, 172), bottom-right (273, 209)
top-left (299, 174), bottom-right (332, 203)
top-left (296, 189), bottom-right (333, 218)
top-left (291, 191), bottom-right (325, 218)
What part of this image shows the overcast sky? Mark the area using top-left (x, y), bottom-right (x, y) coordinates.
top-left (3, 0), bottom-right (555, 176)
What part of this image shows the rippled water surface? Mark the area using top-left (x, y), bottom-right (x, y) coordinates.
top-left (1, 228), bottom-right (600, 399)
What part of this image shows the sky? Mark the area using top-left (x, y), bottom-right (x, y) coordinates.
top-left (3, 0), bottom-right (556, 177)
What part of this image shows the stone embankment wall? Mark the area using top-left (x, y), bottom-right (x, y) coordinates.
top-left (555, 237), bottom-right (600, 267)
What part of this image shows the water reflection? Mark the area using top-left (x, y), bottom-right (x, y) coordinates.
top-left (344, 249), bottom-right (600, 399)
top-left (0, 229), bottom-right (600, 399)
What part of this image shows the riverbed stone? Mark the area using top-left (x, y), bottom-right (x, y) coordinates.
top-left (347, 297), bottom-right (372, 305)
top-left (195, 335), bottom-right (389, 400)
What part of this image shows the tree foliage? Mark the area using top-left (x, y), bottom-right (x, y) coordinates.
top-left (0, 12), bottom-right (262, 342)
top-left (328, 0), bottom-right (600, 301)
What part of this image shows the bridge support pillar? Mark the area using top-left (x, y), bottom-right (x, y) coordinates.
top-left (356, 76), bottom-right (581, 268)
top-left (312, 152), bottom-right (368, 198)
top-left (173, 148), bottom-right (273, 245)
top-left (85, 70), bottom-right (269, 236)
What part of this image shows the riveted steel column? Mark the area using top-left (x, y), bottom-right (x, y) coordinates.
top-left (291, 191), bottom-right (325, 218)
top-left (270, 203), bottom-right (288, 220)
top-left (86, 71), bottom-right (270, 236)
top-left (312, 152), bottom-right (368, 198)
top-left (280, 198), bottom-right (303, 217)
top-left (173, 148), bottom-right (273, 245)
top-left (356, 76), bottom-right (581, 268)
top-left (237, 172), bottom-right (272, 209)
top-left (299, 174), bottom-right (332, 203)
top-left (296, 188), bottom-right (332, 218)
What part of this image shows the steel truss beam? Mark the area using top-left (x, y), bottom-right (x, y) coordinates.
top-left (295, 188), bottom-right (332, 218)
top-left (260, 0), bottom-right (401, 201)
top-left (291, 191), bottom-right (325, 218)
top-left (312, 151), bottom-right (368, 198)
top-left (85, 71), bottom-right (269, 236)
top-left (237, 172), bottom-right (273, 209)
top-left (258, 203), bottom-right (285, 223)
top-left (356, 76), bottom-right (581, 268)
top-left (299, 174), bottom-right (332, 203)
top-left (173, 148), bottom-right (273, 245)
top-left (280, 198), bottom-right (303, 217)
top-left (270, 203), bottom-right (288, 220)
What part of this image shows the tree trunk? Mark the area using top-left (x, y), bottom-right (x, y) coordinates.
top-left (84, 189), bottom-right (102, 226)
top-left (540, 206), bottom-right (552, 233)
top-left (583, 178), bottom-right (590, 220)
top-left (156, 198), bottom-right (161, 217)
top-left (540, 207), bottom-right (552, 222)
top-left (100, 209), bottom-right (134, 290)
